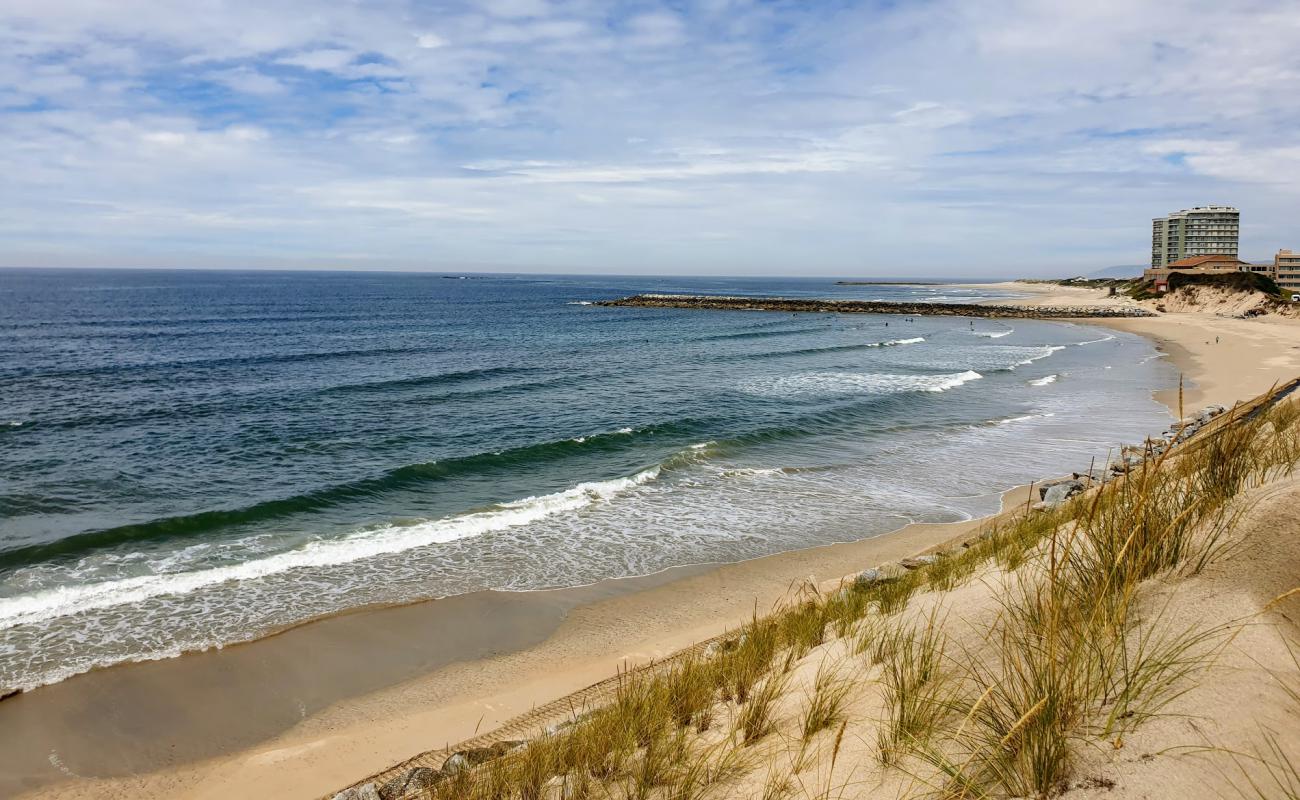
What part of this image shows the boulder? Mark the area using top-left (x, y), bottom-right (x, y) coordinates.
top-left (380, 768), bottom-right (441, 800)
top-left (545, 719), bottom-right (576, 736)
top-left (1038, 478), bottom-right (1086, 501)
top-left (899, 555), bottom-right (938, 570)
top-left (443, 740), bottom-right (528, 776)
top-left (1041, 480), bottom-right (1085, 506)
top-left (332, 784), bottom-right (382, 800)
top-left (853, 568), bottom-right (887, 586)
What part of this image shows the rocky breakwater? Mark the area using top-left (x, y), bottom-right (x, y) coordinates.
top-left (596, 294), bottom-right (1156, 319)
top-left (1024, 404), bottom-right (1230, 512)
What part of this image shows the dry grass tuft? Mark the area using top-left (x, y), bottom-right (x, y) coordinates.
top-left (878, 611), bottom-right (950, 765)
top-left (739, 672), bottom-right (790, 746)
top-left (801, 661), bottom-right (853, 742)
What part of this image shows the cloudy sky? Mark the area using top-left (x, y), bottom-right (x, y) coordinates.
top-left (1, 0), bottom-right (1297, 276)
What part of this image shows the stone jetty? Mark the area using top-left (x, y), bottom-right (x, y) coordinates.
top-left (596, 294), bottom-right (1155, 319)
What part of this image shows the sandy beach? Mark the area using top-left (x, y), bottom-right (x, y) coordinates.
top-left (11, 282), bottom-right (1300, 800)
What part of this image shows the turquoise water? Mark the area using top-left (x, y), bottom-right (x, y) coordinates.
top-left (0, 269), bottom-right (1175, 691)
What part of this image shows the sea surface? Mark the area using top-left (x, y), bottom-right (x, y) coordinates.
top-left (0, 269), bottom-right (1176, 692)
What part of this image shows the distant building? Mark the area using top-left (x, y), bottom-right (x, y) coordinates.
top-left (1150, 206), bottom-right (1240, 268)
top-left (1276, 249), bottom-right (1300, 292)
top-left (1143, 254), bottom-right (1250, 292)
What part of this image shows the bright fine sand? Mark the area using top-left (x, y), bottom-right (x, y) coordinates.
top-left (9, 281), bottom-right (1300, 800)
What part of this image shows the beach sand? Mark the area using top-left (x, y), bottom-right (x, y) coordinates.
top-left (12, 282), bottom-right (1300, 800)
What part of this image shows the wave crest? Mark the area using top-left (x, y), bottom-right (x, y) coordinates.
top-left (738, 370), bottom-right (982, 398)
top-left (0, 464), bottom-right (670, 632)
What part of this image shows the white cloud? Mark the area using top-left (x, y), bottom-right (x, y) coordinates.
top-left (624, 12), bottom-right (686, 47)
top-left (277, 48), bottom-right (356, 72)
top-left (208, 67), bottom-right (286, 95)
top-left (0, 0), bottom-right (1297, 273)
top-left (1145, 140), bottom-right (1300, 188)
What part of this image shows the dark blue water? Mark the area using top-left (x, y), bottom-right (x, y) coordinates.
top-left (0, 269), bottom-right (1175, 690)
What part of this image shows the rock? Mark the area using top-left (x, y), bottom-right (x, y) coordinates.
top-left (854, 568), bottom-right (887, 586)
top-left (380, 768), bottom-right (441, 800)
top-left (332, 784), bottom-right (382, 800)
top-left (442, 740), bottom-right (526, 775)
top-left (545, 719), bottom-right (576, 735)
top-left (1042, 479), bottom-right (1085, 506)
top-left (899, 555), bottom-right (938, 570)
top-left (1038, 478), bottom-right (1085, 501)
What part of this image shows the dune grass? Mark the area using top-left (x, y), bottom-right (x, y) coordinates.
top-left (739, 673), bottom-right (789, 745)
top-left (909, 396), bottom-right (1300, 798)
top-left (800, 661), bottom-right (852, 742)
top-left (409, 392), bottom-right (1300, 800)
top-left (877, 611), bottom-right (950, 766)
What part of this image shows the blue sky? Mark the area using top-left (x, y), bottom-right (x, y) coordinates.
top-left (1, 0), bottom-right (1297, 276)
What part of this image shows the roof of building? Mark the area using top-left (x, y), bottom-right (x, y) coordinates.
top-left (1166, 254), bottom-right (1248, 268)
top-left (1164, 206), bottom-right (1239, 217)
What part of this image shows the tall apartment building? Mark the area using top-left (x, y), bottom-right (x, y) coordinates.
top-left (1276, 249), bottom-right (1300, 292)
top-left (1150, 206), bottom-right (1240, 268)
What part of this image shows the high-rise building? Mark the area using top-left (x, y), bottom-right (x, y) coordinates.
top-left (1150, 206), bottom-right (1240, 268)
top-left (1275, 249), bottom-right (1300, 292)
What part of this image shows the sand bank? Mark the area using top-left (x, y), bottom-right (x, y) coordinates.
top-left (15, 285), bottom-right (1300, 800)
top-left (979, 280), bottom-right (1300, 411)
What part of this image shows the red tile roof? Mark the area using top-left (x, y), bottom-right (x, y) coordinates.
top-left (1166, 254), bottom-right (1247, 268)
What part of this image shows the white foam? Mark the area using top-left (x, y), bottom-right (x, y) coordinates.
top-left (1028, 374), bottom-right (1059, 386)
top-left (567, 301), bottom-right (594, 305)
top-left (721, 467), bottom-right (788, 478)
top-left (739, 370), bottom-right (982, 398)
top-left (867, 337), bottom-right (925, 347)
top-left (1076, 334), bottom-right (1115, 346)
top-left (972, 329), bottom-right (1012, 338)
top-left (1010, 345), bottom-right (1066, 368)
top-left (571, 426), bottom-right (635, 443)
top-left (0, 466), bottom-right (664, 632)
top-left (997, 412), bottom-right (1056, 425)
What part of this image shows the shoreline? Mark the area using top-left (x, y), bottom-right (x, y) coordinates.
top-left (14, 284), bottom-right (1300, 800)
top-left (7, 487), bottom-right (1038, 800)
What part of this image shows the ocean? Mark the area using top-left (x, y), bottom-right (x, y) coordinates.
top-left (0, 269), bottom-right (1176, 693)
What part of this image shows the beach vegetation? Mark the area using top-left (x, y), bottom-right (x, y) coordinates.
top-left (800, 661), bottom-right (852, 743)
top-left (402, 390), bottom-right (1300, 800)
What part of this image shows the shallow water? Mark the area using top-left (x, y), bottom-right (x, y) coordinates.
top-left (0, 270), bottom-right (1176, 691)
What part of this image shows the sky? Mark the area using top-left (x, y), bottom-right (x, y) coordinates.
top-left (1, 0), bottom-right (1297, 277)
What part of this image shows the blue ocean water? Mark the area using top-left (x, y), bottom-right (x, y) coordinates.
top-left (0, 269), bottom-right (1175, 691)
